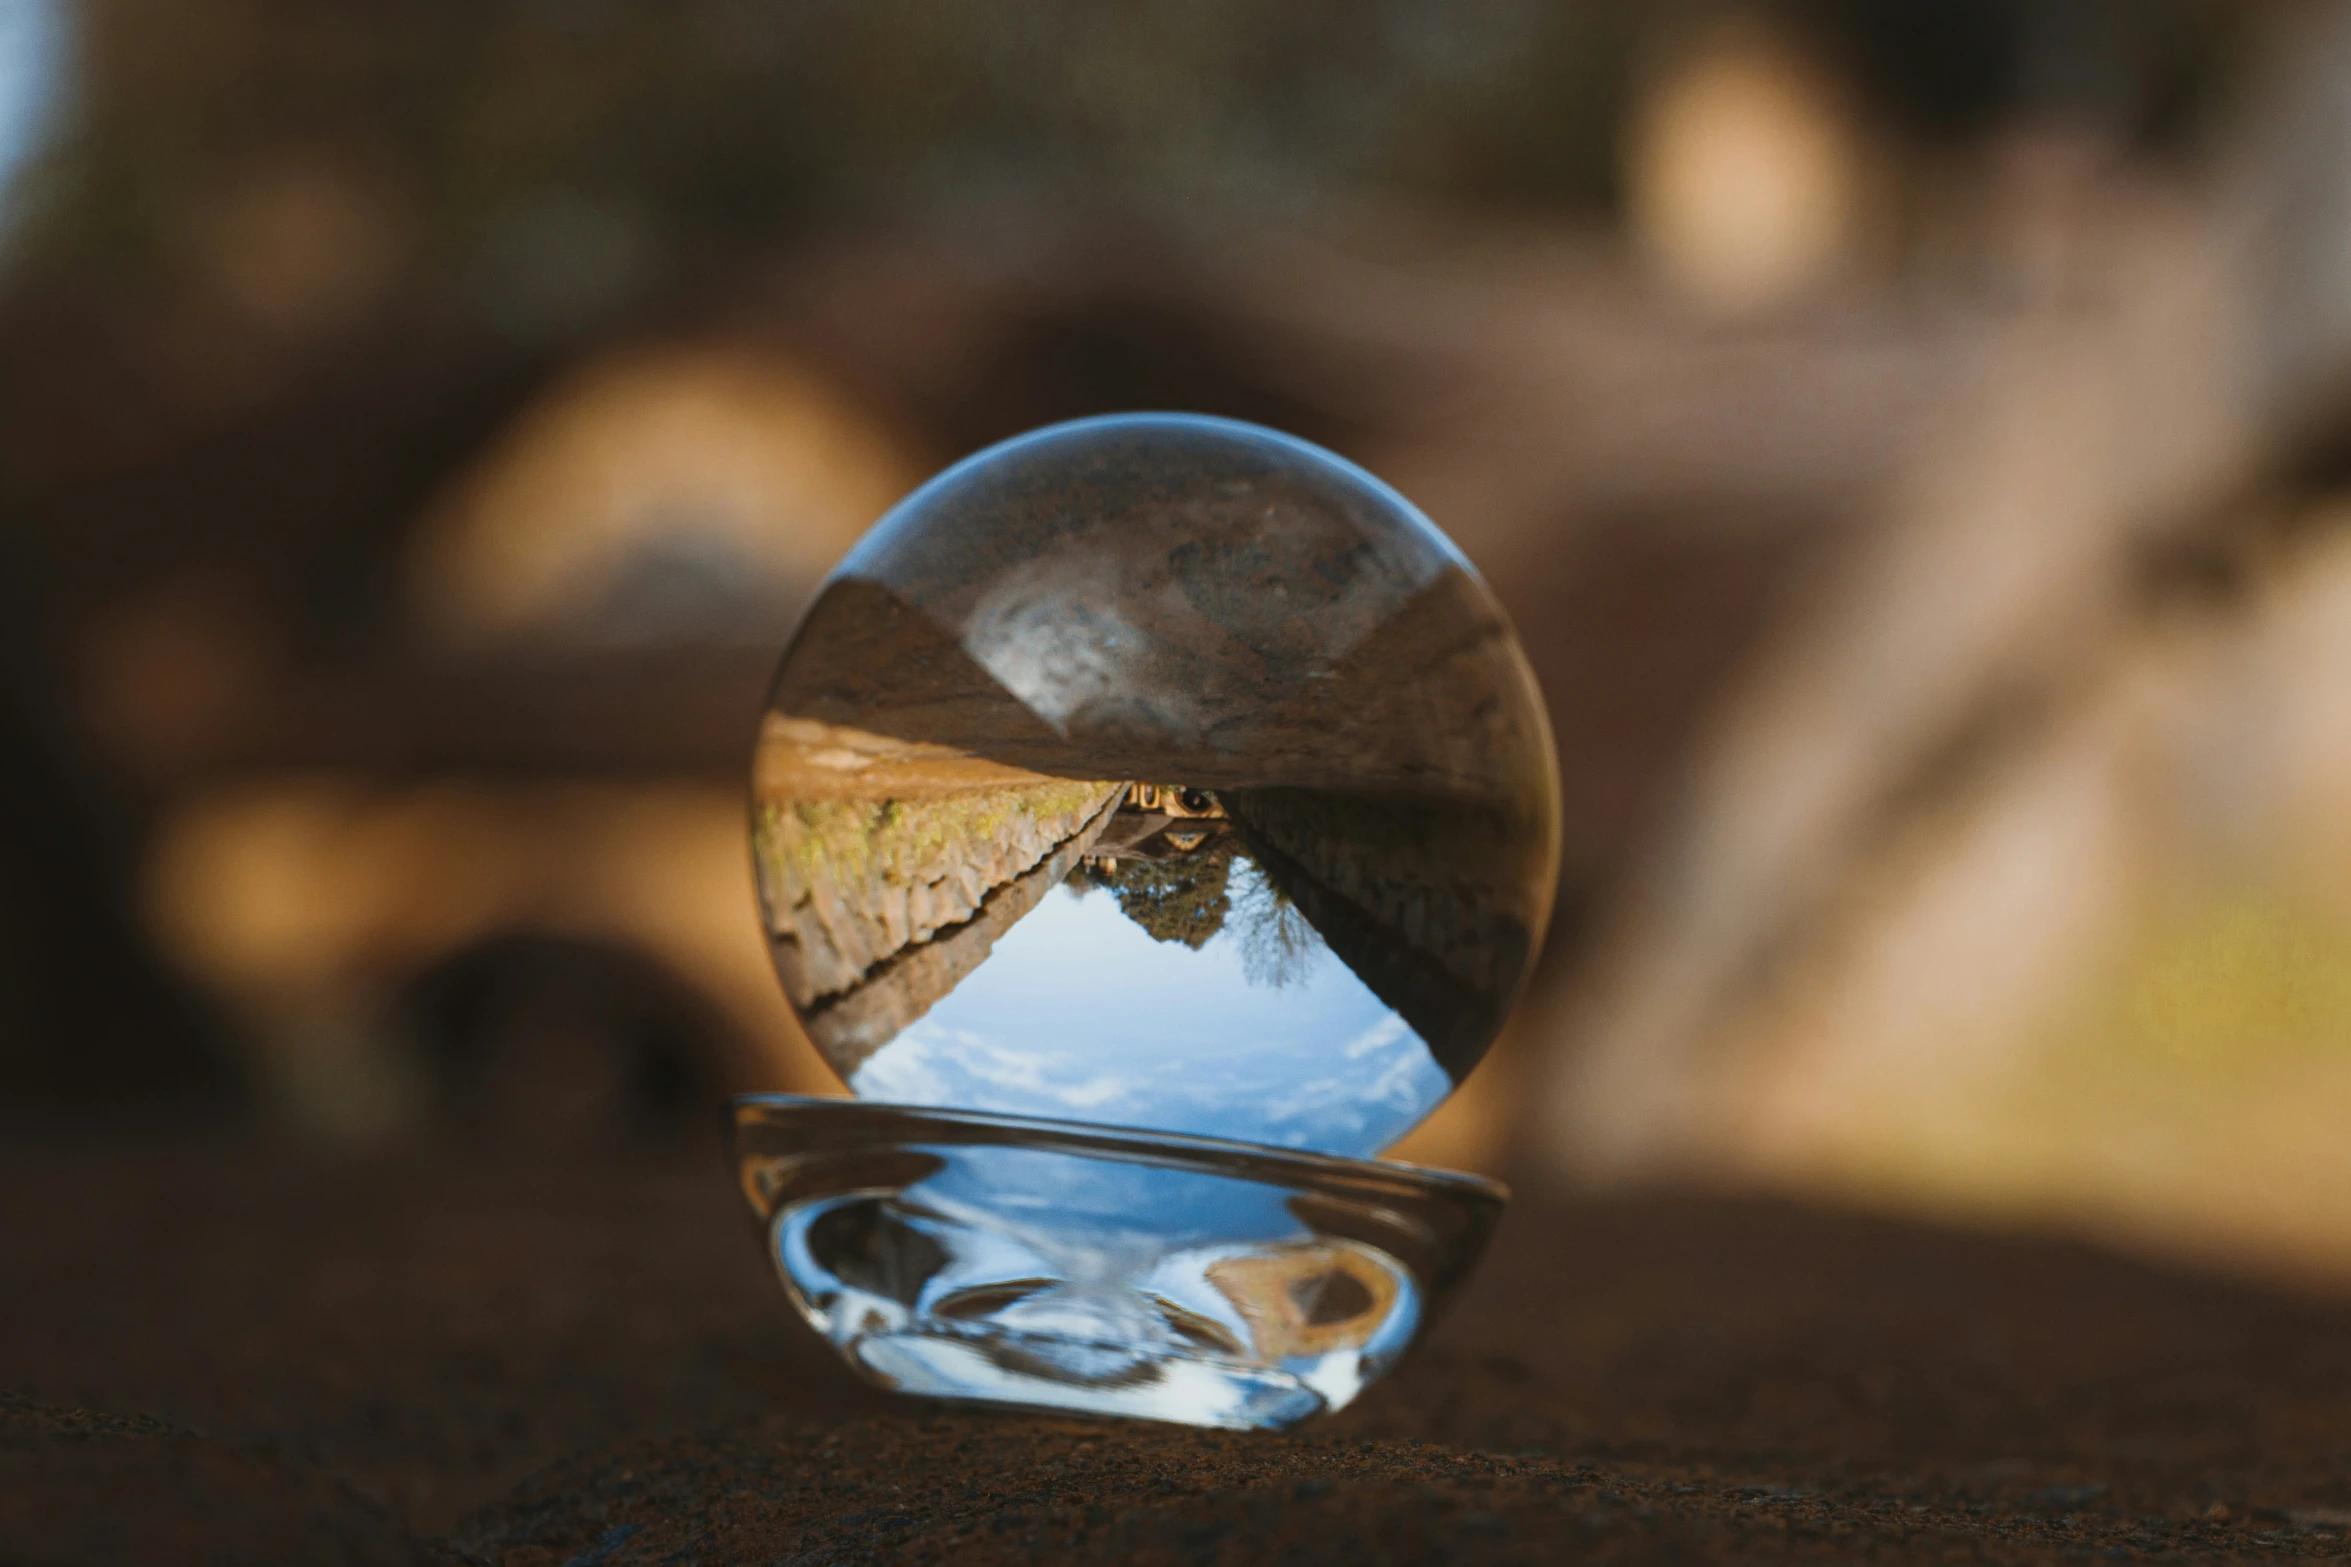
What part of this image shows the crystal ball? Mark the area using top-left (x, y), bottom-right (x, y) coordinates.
top-left (753, 413), bottom-right (1560, 1158)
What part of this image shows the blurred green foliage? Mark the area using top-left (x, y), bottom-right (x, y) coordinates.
top-left (7, 0), bottom-right (2269, 343)
top-left (26, 0), bottom-right (1641, 283)
top-left (2085, 892), bottom-right (2351, 1079)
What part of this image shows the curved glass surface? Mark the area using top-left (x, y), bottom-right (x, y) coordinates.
top-left (753, 414), bottom-right (1560, 1158)
top-left (731, 1094), bottom-right (1507, 1428)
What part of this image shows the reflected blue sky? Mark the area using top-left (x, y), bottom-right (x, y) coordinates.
top-left (902, 1142), bottom-right (1310, 1256)
top-left (850, 856), bottom-right (1449, 1154)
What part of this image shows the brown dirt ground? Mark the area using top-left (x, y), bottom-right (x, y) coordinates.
top-left (3, 1139), bottom-right (2348, 1564)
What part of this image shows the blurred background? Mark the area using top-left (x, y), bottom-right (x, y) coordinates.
top-left (5, 0), bottom-right (2350, 1288)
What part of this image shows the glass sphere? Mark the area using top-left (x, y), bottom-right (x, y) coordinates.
top-left (753, 414), bottom-right (1559, 1158)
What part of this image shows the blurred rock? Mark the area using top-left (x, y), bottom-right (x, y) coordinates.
top-left (407, 344), bottom-right (922, 649)
top-left (398, 932), bottom-right (736, 1153)
top-left (143, 779), bottom-right (833, 1137)
top-left (1541, 50), bottom-right (2351, 1282)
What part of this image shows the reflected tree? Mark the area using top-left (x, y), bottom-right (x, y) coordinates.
top-left (1231, 862), bottom-right (1317, 989)
top-left (1074, 850), bottom-right (1233, 950)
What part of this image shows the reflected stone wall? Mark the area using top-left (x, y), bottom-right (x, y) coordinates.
top-left (753, 716), bottom-right (1123, 1076)
top-left (1224, 788), bottom-right (1535, 1080)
